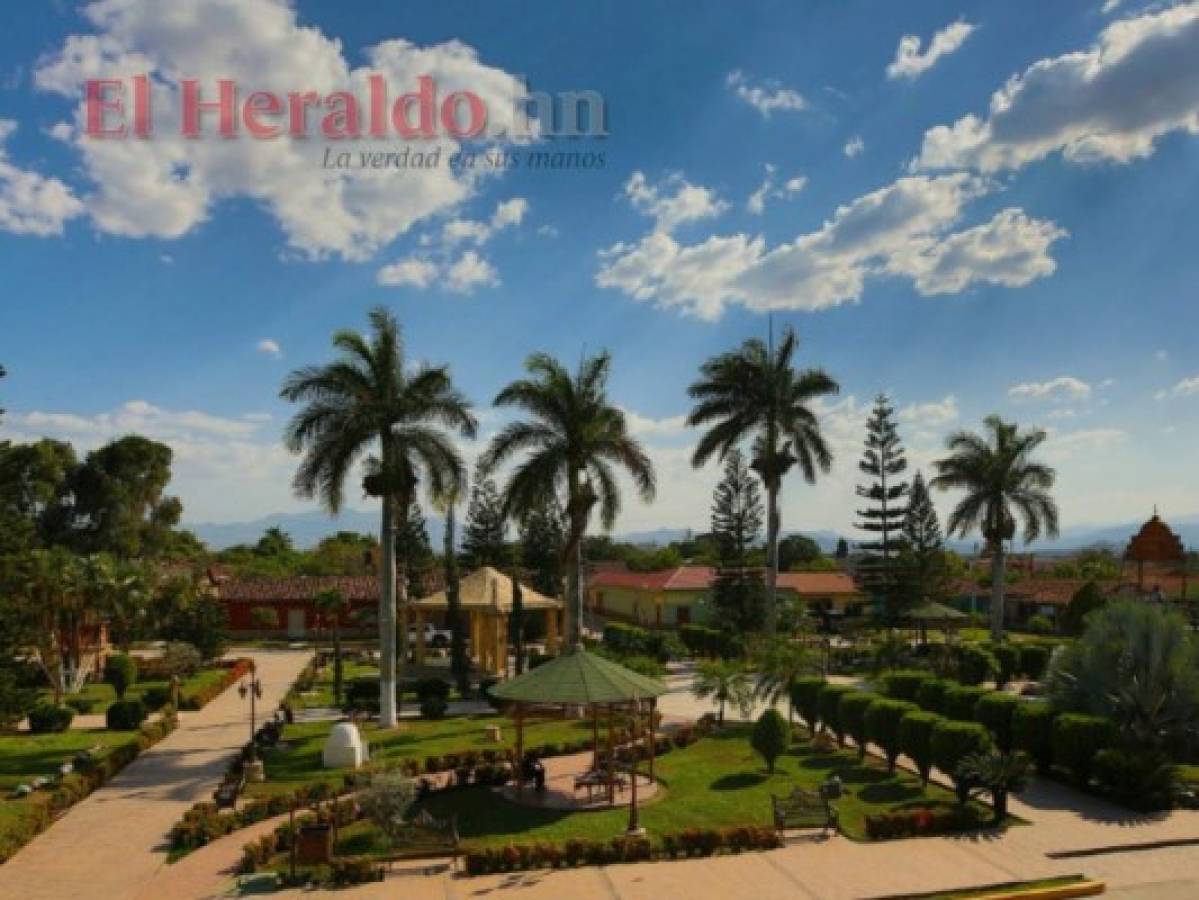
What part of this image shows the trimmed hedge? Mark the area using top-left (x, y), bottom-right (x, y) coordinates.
top-left (974, 692), bottom-right (1020, 753)
top-left (1018, 644), bottom-right (1052, 681)
top-left (27, 703), bottom-right (74, 733)
top-left (106, 698), bottom-right (148, 730)
top-left (990, 644), bottom-right (1019, 688)
top-left (915, 678), bottom-right (952, 715)
top-left (865, 699), bottom-right (918, 772)
top-left (104, 654), bottom-right (138, 699)
top-left (839, 691), bottom-right (880, 759)
top-left (944, 685), bottom-right (989, 722)
top-left (818, 684), bottom-right (854, 745)
top-left (955, 644), bottom-right (999, 686)
top-left (679, 624), bottom-right (740, 659)
top-left (1012, 702), bottom-right (1056, 774)
top-left (899, 710), bottom-right (942, 786)
top-left (931, 720), bottom-right (992, 799)
top-left (789, 677), bottom-right (826, 734)
top-left (1053, 713), bottom-right (1114, 785)
top-left (880, 670), bottom-right (930, 703)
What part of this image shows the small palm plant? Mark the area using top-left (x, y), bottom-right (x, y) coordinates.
top-left (955, 750), bottom-right (1031, 822)
top-left (693, 659), bottom-right (754, 725)
top-left (752, 637), bottom-right (812, 723)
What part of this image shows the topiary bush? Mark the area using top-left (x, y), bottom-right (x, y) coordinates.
top-left (104, 654), bottom-right (138, 699)
top-left (839, 691), bottom-right (879, 759)
top-left (818, 684), bottom-right (854, 746)
top-left (1052, 713), bottom-right (1114, 785)
top-left (1012, 702), bottom-right (1056, 774)
top-left (915, 678), bottom-right (952, 714)
top-left (789, 677), bottom-right (826, 734)
top-left (140, 686), bottom-right (172, 710)
top-left (28, 703), bottom-right (75, 733)
top-left (413, 678), bottom-right (451, 703)
top-left (990, 644), bottom-right (1019, 688)
top-left (899, 710), bottom-right (942, 786)
top-left (106, 698), bottom-right (148, 731)
top-left (944, 685), bottom-right (989, 722)
top-left (1092, 748), bottom-right (1177, 812)
top-left (880, 670), bottom-right (930, 703)
top-left (751, 709), bottom-right (789, 774)
top-left (1018, 644), bottom-right (1052, 681)
top-left (419, 696), bottom-right (448, 720)
top-left (931, 720), bottom-right (992, 802)
top-left (974, 692), bottom-right (1020, 753)
top-left (865, 699), bottom-right (918, 772)
top-left (955, 644), bottom-right (999, 686)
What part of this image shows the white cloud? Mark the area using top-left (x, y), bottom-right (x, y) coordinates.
top-left (598, 172), bottom-right (1065, 320)
top-left (726, 70), bottom-right (807, 118)
top-left (784, 175), bottom-right (808, 193)
top-left (916, 3), bottom-right (1199, 172)
top-left (843, 136), bottom-right (865, 158)
top-left (376, 255), bottom-right (438, 288)
top-left (0, 119), bottom-right (84, 236)
top-left (746, 164), bottom-right (806, 215)
top-left (887, 20), bottom-right (975, 80)
top-left (619, 408), bottom-right (690, 439)
top-left (537, 224), bottom-right (559, 238)
top-left (256, 338), bottom-right (282, 359)
top-left (1008, 376), bottom-right (1093, 402)
top-left (899, 394), bottom-right (959, 428)
top-left (1043, 427), bottom-right (1127, 460)
top-left (445, 250), bottom-right (498, 293)
top-left (1172, 375), bottom-right (1199, 396)
top-left (624, 171), bottom-right (727, 233)
top-left (33, 0), bottom-right (533, 259)
top-left (440, 196), bottom-right (528, 246)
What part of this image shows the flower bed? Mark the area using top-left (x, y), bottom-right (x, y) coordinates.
top-left (863, 805), bottom-right (985, 840)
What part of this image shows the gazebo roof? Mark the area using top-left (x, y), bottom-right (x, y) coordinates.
top-left (904, 600), bottom-right (968, 622)
top-left (488, 648), bottom-right (667, 705)
top-left (411, 566), bottom-right (563, 612)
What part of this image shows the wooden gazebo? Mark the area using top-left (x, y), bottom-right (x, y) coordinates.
top-left (903, 599), bottom-right (967, 645)
top-left (488, 648), bottom-right (667, 830)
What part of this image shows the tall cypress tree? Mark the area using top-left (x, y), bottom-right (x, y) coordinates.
top-left (855, 395), bottom-right (909, 620)
top-left (461, 472), bottom-right (508, 570)
top-left (710, 449), bottom-right (767, 634)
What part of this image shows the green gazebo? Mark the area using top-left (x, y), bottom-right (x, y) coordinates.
top-left (489, 648), bottom-right (667, 827)
top-left (904, 599), bottom-right (967, 644)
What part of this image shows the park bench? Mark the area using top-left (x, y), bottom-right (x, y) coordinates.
top-left (212, 772), bottom-right (246, 810)
top-left (770, 787), bottom-right (837, 838)
top-left (373, 810), bottom-right (460, 872)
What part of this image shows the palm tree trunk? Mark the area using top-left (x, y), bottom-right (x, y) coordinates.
top-left (765, 483), bottom-right (780, 635)
top-left (568, 537), bottom-right (584, 649)
top-left (989, 544), bottom-right (1005, 644)
top-left (379, 494), bottom-right (398, 729)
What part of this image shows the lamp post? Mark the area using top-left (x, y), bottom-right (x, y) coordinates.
top-left (239, 662), bottom-right (265, 781)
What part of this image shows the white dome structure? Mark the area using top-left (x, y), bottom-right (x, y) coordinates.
top-left (322, 721), bottom-right (369, 770)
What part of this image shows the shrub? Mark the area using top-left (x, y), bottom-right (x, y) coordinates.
top-left (1018, 644), bottom-right (1052, 681)
top-left (899, 711), bottom-right (942, 786)
top-left (751, 709), bottom-right (789, 773)
top-left (789, 677), bottom-right (825, 733)
top-left (330, 857), bottom-right (383, 885)
top-left (944, 685), bottom-right (989, 722)
top-left (955, 644), bottom-right (999, 686)
top-left (881, 670), bottom-right (930, 703)
top-left (915, 678), bottom-right (951, 714)
top-left (1026, 614), bottom-right (1054, 636)
top-left (863, 806), bottom-right (972, 840)
top-left (28, 703), bottom-right (75, 733)
top-left (1052, 713), bottom-right (1114, 784)
top-left (838, 691), bottom-right (879, 759)
top-left (104, 654), bottom-right (138, 699)
top-left (1093, 748), bottom-right (1177, 811)
top-left (161, 641), bottom-right (203, 677)
top-left (818, 684), bottom-right (854, 745)
top-left (865, 699), bottom-right (918, 772)
top-left (419, 696), bottom-right (448, 720)
top-left (990, 644), bottom-right (1019, 688)
top-left (106, 698), bottom-right (148, 731)
top-left (931, 720), bottom-right (992, 801)
top-left (140, 685), bottom-right (172, 710)
top-left (64, 696), bottom-right (96, 715)
top-left (974, 692), bottom-right (1020, 753)
top-left (1012, 702), bottom-right (1056, 774)
top-left (344, 676), bottom-right (380, 713)
top-left (413, 678), bottom-right (451, 703)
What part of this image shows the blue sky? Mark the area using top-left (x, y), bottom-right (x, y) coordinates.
top-left (1, 0), bottom-right (1197, 539)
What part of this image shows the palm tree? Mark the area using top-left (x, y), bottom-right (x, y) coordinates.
top-left (687, 327), bottom-right (839, 634)
top-left (930, 416), bottom-right (1058, 644)
top-left (753, 636), bottom-right (812, 723)
top-left (432, 488), bottom-right (472, 696)
top-left (281, 307), bottom-right (476, 728)
top-left (314, 588), bottom-right (349, 704)
top-left (692, 659), bottom-right (754, 725)
top-left (480, 351), bottom-right (655, 650)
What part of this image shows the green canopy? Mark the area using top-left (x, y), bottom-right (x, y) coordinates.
top-left (488, 647), bottom-right (667, 705)
top-left (904, 600), bottom-right (968, 622)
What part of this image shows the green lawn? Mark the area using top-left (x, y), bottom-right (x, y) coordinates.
top-left (38, 665), bottom-right (235, 712)
top-left (415, 726), bottom-right (994, 847)
top-left (246, 713), bottom-right (595, 799)
top-left (0, 728), bottom-right (136, 792)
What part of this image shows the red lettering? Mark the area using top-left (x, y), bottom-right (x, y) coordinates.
top-left (181, 79), bottom-right (237, 138)
top-left (85, 79), bottom-right (127, 137)
top-left (441, 91), bottom-right (487, 139)
top-left (391, 75), bottom-right (436, 139)
top-left (243, 91), bottom-right (283, 138)
top-left (321, 92), bottom-right (361, 139)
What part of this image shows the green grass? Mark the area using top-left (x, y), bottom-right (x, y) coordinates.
top-left (416, 726), bottom-right (995, 848)
top-left (37, 665), bottom-right (235, 712)
top-left (245, 713), bottom-right (595, 799)
top-left (0, 728), bottom-right (137, 792)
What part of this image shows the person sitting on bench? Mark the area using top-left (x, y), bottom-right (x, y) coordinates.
top-left (523, 753), bottom-right (547, 792)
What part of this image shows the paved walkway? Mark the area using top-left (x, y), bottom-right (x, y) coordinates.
top-left (0, 648), bottom-right (311, 900)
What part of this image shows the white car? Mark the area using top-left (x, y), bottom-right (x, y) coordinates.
top-left (407, 622), bottom-right (453, 648)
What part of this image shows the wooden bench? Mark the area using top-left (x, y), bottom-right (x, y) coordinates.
top-left (374, 810), bottom-right (460, 872)
top-left (771, 787), bottom-right (837, 838)
top-left (212, 773), bottom-right (246, 810)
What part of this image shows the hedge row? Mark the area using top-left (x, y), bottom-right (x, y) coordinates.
top-left (601, 623), bottom-right (683, 662)
top-left (178, 658), bottom-right (255, 711)
top-left (678, 625), bottom-right (742, 659)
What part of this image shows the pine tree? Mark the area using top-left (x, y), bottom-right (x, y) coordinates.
top-left (855, 395), bottom-right (910, 620)
top-left (897, 471), bottom-right (950, 606)
top-left (519, 495), bottom-right (565, 599)
top-left (396, 500), bottom-right (434, 593)
top-left (710, 449), bottom-right (767, 634)
top-left (461, 472), bottom-right (508, 570)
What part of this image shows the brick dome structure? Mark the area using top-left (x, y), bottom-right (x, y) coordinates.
top-left (1124, 510), bottom-right (1186, 594)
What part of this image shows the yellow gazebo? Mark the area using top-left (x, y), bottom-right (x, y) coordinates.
top-left (405, 566), bottom-right (565, 676)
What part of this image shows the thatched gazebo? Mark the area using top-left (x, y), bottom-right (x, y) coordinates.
top-left (904, 599), bottom-right (967, 644)
top-left (488, 648), bottom-right (667, 831)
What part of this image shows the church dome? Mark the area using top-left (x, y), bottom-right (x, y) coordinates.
top-left (1124, 512), bottom-right (1186, 562)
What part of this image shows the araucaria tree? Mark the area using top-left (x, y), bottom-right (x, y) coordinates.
top-left (281, 307), bottom-right (476, 728)
top-left (687, 327), bottom-right (838, 634)
top-left (519, 494), bottom-right (565, 600)
top-left (898, 471), bottom-right (950, 606)
top-left (855, 395), bottom-right (909, 620)
top-left (709, 449), bottom-right (766, 634)
top-left (931, 416), bottom-right (1058, 644)
top-left (461, 467), bottom-right (509, 570)
top-left (482, 351), bottom-right (655, 650)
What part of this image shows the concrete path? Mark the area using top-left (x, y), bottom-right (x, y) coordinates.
top-left (0, 648), bottom-right (311, 900)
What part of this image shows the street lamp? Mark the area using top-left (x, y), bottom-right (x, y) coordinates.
top-left (239, 662), bottom-right (265, 781)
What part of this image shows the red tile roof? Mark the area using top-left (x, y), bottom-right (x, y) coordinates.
top-left (588, 565), bottom-right (859, 596)
top-left (776, 572), bottom-right (860, 595)
top-left (218, 576), bottom-right (379, 603)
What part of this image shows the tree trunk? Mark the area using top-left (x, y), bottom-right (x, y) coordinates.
top-left (989, 544), bottom-right (1006, 645)
top-left (764, 482), bottom-right (780, 635)
top-left (379, 494), bottom-right (398, 729)
top-left (568, 538), bottom-right (584, 649)
top-left (332, 622), bottom-right (343, 705)
top-left (444, 506), bottom-right (470, 696)
top-left (511, 574), bottom-right (525, 674)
